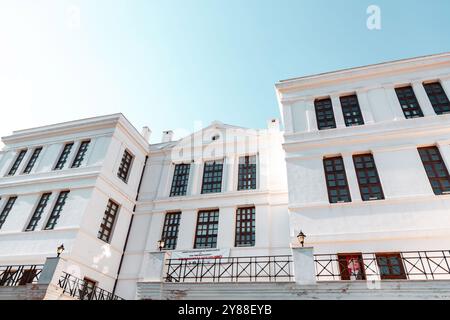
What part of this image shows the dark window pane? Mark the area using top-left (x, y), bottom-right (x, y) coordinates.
top-left (54, 143), bottom-right (74, 170)
top-left (98, 199), bottom-right (120, 243)
top-left (44, 191), bottom-right (70, 230)
top-left (25, 193), bottom-right (52, 231)
top-left (315, 98), bottom-right (336, 130)
top-left (395, 86), bottom-right (424, 119)
top-left (71, 140), bottom-right (90, 168)
top-left (23, 147), bottom-right (42, 174)
top-left (194, 210), bottom-right (219, 249)
top-left (418, 146), bottom-right (450, 195)
top-left (375, 253), bottom-right (407, 280)
top-left (161, 212), bottom-right (181, 250)
top-left (201, 161), bottom-right (223, 194)
top-left (323, 157), bottom-right (352, 203)
top-left (235, 207), bottom-right (255, 247)
top-left (117, 150), bottom-right (134, 183)
top-left (424, 82), bottom-right (450, 115)
top-left (238, 156), bottom-right (257, 190)
top-left (170, 164), bottom-right (191, 196)
top-left (0, 196), bottom-right (17, 229)
top-left (353, 154), bottom-right (384, 201)
top-left (7, 150), bottom-right (27, 176)
top-left (340, 95), bottom-right (365, 127)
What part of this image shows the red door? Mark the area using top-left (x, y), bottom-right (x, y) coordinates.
top-left (338, 253), bottom-right (366, 280)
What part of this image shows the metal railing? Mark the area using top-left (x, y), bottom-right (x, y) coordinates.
top-left (165, 255), bottom-right (294, 283)
top-left (0, 264), bottom-right (43, 286)
top-left (58, 272), bottom-right (124, 300)
top-left (315, 250), bottom-right (450, 281)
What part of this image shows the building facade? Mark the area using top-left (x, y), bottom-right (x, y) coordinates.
top-left (2, 52), bottom-right (450, 300)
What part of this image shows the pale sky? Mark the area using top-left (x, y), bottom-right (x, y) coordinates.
top-left (1, 0), bottom-right (450, 144)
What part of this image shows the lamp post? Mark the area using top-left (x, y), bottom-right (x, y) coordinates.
top-left (297, 231), bottom-right (306, 247)
top-left (57, 244), bottom-right (65, 257)
top-left (157, 240), bottom-right (165, 251)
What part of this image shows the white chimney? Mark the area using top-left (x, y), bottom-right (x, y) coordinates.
top-left (162, 130), bottom-right (174, 143)
top-left (267, 118), bottom-right (280, 131)
top-left (141, 126), bottom-right (151, 142)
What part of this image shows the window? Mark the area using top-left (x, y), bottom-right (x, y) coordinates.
top-left (201, 160), bottom-right (223, 194)
top-left (314, 98), bottom-right (336, 130)
top-left (424, 82), bottom-right (450, 115)
top-left (238, 156), bottom-right (257, 190)
top-left (71, 140), bottom-right (90, 168)
top-left (353, 154), bottom-right (384, 201)
top-left (81, 278), bottom-right (97, 300)
top-left (323, 157), bottom-right (351, 203)
top-left (161, 212), bottom-right (181, 250)
top-left (25, 193), bottom-right (52, 231)
top-left (170, 164), bottom-right (191, 197)
top-left (117, 150), bottom-right (134, 183)
top-left (376, 253), bottom-right (406, 280)
top-left (194, 210), bottom-right (219, 249)
top-left (337, 254), bottom-right (366, 280)
top-left (54, 143), bottom-right (74, 170)
top-left (0, 196), bottom-right (17, 229)
top-left (340, 95), bottom-right (364, 126)
top-left (44, 191), bottom-right (70, 230)
top-left (418, 146), bottom-right (450, 195)
top-left (235, 207), bottom-right (255, 247)
top-left (7, 150), bottom-right (27, 176)
top-left (395, 86), bottom-right (424, 119)
top-left (23, 147), bottom-right (42, 174)
top-left (98, 199), bottom-right (120, 243)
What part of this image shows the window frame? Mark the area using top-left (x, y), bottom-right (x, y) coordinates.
top-left (7, 149), bottom-right (27, 176)
top-left (395, 86), bottom-right (424, 119)
top-left (23, 147), bottom-right (43, 174)
top-left (323, 156), bottom-right (352, 204)
top-left (237, 155), bottom-right (257, 191)
top-left (44, 191), bottom-right (70, 230)
top-left (339, 94), bottom-right (365, 127)
top-left (160, 211), bottom-right (182, 250)
top-left (25, 193), bottom-right (52, 232)
top-left (375, 252), bottom-right (407, 280)
top-left (418, 146), bottom-right (450, 195)
top-left (117, 149), bottom-right (134, 183)
top-left (234, 206), bottom-right (256, 247)
top-left (97, 199), bottom-right (120, 243)
top-left (194, 209), bottom-right (219, 249)
top-left (54, 142), bottom-right (74, 170)
top-left (353, 153), bottom-right (385, 201)
top-left (337, 253), bottom-right (366, 281)
top-left (201, 160), bottom-right (224, 194)
top-left (0, 196), bottom-right (17, 230)
top-left (314, 98), bottom-right (337, 130)
top-left (170, 163), bottom-right (191, 197)
top-left (423, 81), bottom-right (450, 115)
top-left (71, 140), bottom-right (91, 168)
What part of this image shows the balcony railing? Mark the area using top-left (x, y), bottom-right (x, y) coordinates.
top-left (165, 255), bottom-right (294, 283)
top-left (58, 272), bottom-right (124, 300)
top-left (315, 250), bottom-right (450, 281)
top-left (0, 264), bottom-right (43, 286)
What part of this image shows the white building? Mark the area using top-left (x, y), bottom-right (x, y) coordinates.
top-left (2, 52), bottom-right (450, 300)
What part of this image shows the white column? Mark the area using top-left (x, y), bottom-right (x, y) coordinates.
top-left (255, 205), bottom-right (270, 248)
top-left (441, 78), bottom-right (450, 102)
top-left (356, 90), bottom-right (375, 124)
top-left (189, 161), bottom-right (202, 196)
top-left (292, 246), bottom-right (316, 285)
top-left (305, 100), bottom-right (318, 132)
top-left (282, 103), bottom-right (294, 134)
top-left (437, 143), bottom-right (450, 176)
top-left (217, 207), bottom-right (235, 249)
top-left (176, 209), bottom-right (197, 250)
top-left (226, 155), bottom-right (237, 192)
top-left (412, 81), bottom-right (436, 116)
top-left (383, 85), bottom-right (405, 121)
top-left (140, 252), bottom-right (169, 282)
top-left (330, 95), bottom-right (345, 128)
top-left (343, 155), bottom-right (362, 202)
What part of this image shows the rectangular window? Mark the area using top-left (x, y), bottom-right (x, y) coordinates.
top-left (337, 254), bottom-right (366, 280)
top-left (353, 154), bottom-right (385, 201)
top-left (44, 191), bottom-right (70, 230)
top-left (323, 157), bottom-right (351, 203)
top-left (238, 156), bottom-right (257, 190)
top-left (201, 160), bottom-right (223, 194)
top-left (71, 140), bottom-right (90, 168)
top-left (7, 150), bottom-right (27, 176)
top-left (161, 212), bottom-right (181, 250)
top-left (25, 193), bottom-right (52, 231)
top-left (170, 164), bottom-right (191, 197)
top-left (117, 149), bottom-right (134, 183)
top-left (395, 86), bottom-right (424, 119)
top-left (375, 253), bottom-right (406, 280)
top-left (54, 143), bottom-right (74, 170)
top-left (194, 210), bottom-right (219, 249)
top-left (418, 146), bottom-right (450, 195)
top-left (424, 82), bottom-right (450, 115)
top-left (235, 207), bottom-right (255, 247)
top-left (340, 95), bottom-right (364, 126)
top-left (81, 278), bottom-right (97, 300)
top-left (0, 196), bottom-right (17, 229)
top-left (23, 147), bottom-right (43, 174)
top-left (98, 199), bottom-right (120, 243)
top-left (314, 98), bottom-right (336, 130)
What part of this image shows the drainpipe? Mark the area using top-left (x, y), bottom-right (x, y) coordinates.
top-left (112, 155), bottom-right (148, 295)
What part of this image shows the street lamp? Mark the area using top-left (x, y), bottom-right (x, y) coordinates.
top-left (297, 231), bottom-right (306, 247)
top-left (57, 244), bottom-right (65, 257)
top-left (157, 240), bottom-right (165, 251)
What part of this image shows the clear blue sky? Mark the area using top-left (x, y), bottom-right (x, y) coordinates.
top-left (1, 0), bottom-right (450, 143)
